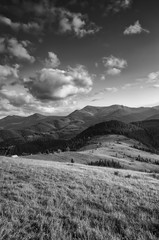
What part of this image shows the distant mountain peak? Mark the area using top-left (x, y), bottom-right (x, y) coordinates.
top-left (29, 113), bottom-right (45, 119)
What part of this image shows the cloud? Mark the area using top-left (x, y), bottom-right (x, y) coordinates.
top-left (147, 72), bottom-right (159, 82)
top-left (0, 37), bottom-right (5, 53)
top-left (93, 87), bottom-right (118, 96)
top-left (106, 68), bottom-right (121, 75)
top-left (8, 38), bottom-right (35, 62)
top-left (0, 83), bottom-right (78, 117)
top-left (103, 55), bottom-right (127, 69)
top-left (0, 37), bottom-right (35, 62)
top-left (44, 52), bottom-right (60, 68)
top-left (0, 14), bottom-right (41, 33)
top-left (104, 87), bottom-right (118, 93)
top-left (122, 83), bottom-right (137, 89)
top-left (0, 4), bottom-right (101, 38)
top-left (124, 20), bottom-right (150, 35)
top-left (103, 55), bottom-right (127, 75)
top-left (0, 64), bottom-right (19, 79)
top-left (106, 0), bottom-right (132, 13)
top-left (25, 65), bottom-right (93, 101)
top-left (122, 70), bottom-right (159, 90)
top-left (146, 71), bottom-right (159, 88)
top-left (58, 9), bottom-right (101, 37)
top-left (0, 64), bottom-right (19, 88)
top-left (153, 84), bottom-right (159, 88)
top-left (0, 87), bottom-right (34, 107)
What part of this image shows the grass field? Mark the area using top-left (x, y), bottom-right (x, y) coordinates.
top-left (0, 156), bottom-right (159, 240)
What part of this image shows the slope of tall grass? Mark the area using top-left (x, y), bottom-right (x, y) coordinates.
top-left (0, 156), bottom-right (159, 240)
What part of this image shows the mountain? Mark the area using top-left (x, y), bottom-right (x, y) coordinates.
top-left (146, 113), bottom-right (159, 120)
top-left (69, 105), bottom-right (159, 123)
top-left (1, 105), bottom-right (159, 150)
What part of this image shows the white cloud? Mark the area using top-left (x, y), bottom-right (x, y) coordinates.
top-left (106, 68), bottom-right (121, 75)
top-left (124, 20), bottom-right (150, 35)
top-left (100, 74), bottom-right (106, 81)
top-left (44, 52), bottom-right (60, 68)
top-left (104, 87), bottom-right (118, 93)
top-left (103, 55), bottom-right (127, 69)
top-left (0, 15), bottom-right (41, 33)
top-left (147, 72), bottom-right (159, 82)
top-left (0, 83), bottom-right (79, 117)
top-left (0, 37), bottom-right (35, 62)
top-left (25, 65), bottom-right (93, 101)
top-left (153, 84), bottom-right (159, 88)
top-left (103, 55), bottom-right (127, 76)
top-left (8, 38), bottom-right (35, 62)
top-left (0, 64), bottom-right (19, 88)
top-left (58, 9), bottom-right (101, 38)
top-left (0, 87), bottom-right (34, 107)
top-left (122, 70), bottom-right (159, 90)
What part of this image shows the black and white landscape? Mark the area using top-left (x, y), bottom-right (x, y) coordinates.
top-left (0, 1), bottom-right (159, 240)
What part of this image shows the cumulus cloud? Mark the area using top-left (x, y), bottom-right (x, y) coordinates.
top-left (103, 55), bottom-right (127, 75)
top-left (0, 64), bottom-right (19, 80)
top-left (0, 87), bottom-right (34, 107)
top-left (0, 14), bottom-right (41, 33)
top-left (0, 64), bottom-right (20, 88)
top-left (0, 83), bottom-right (78, 117)
top-left (124, 20), bottom-right (150, 35)
top-left (25, 65), bottom-right (93, 101)
top-left (8, 38), bottom-right (35, 62)
top-left (44, 52), bottom-right (60, 68)
top-left (0, 37), bottom-right (35, 62)
top-left (58, 9), bottom-right (101, 37)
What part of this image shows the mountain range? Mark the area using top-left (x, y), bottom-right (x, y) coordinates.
top-left (1, 104), bottom-right (159, 154)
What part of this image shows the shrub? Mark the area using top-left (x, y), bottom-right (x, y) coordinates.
top-left (114, 171), bottom-right (119, 176)
top-left (88, 159), bottom-right (122, 169)
top-left (125, 174), bottom-right (131, 178)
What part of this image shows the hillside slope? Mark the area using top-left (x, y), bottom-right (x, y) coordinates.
top-left (69, 120), bottom-right (155, 151)
top-left (1, 156), bottom-right (159, 240)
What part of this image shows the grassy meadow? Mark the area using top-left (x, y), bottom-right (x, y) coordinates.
top-left (0, 156), bottom-right (159, 240)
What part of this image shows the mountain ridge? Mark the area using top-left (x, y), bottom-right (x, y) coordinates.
top-left (1, 104), bottom-right (159, 151)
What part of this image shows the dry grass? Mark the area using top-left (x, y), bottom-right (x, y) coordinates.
top-left (0, 156), bottom-right (159, 240)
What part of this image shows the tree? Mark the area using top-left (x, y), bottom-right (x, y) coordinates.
top-left (71, 158), bottom-right (74, 163)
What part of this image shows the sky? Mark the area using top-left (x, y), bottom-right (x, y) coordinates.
top-left (0, 0), bottom-right (159, 117)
